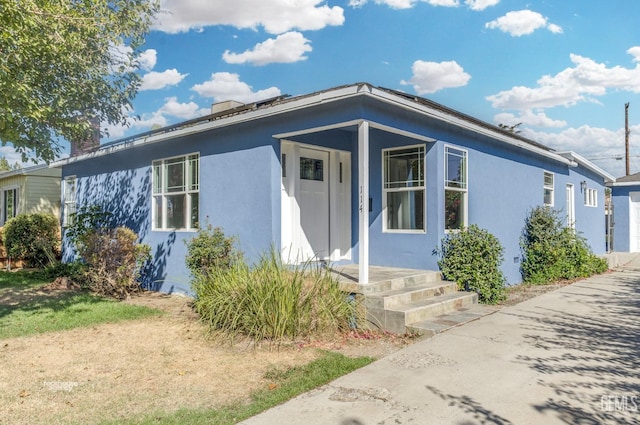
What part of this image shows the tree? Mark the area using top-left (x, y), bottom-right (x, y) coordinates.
top-left (0, 0), bottom-right (159, 163)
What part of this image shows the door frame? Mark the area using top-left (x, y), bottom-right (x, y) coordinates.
top-left (280, 141), bottom-right (351, 263)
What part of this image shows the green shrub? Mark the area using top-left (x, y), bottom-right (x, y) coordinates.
top-left (2, 213), bottom-right (59, 267)
top-left (192, 249), bottom-right (357, 344)
top-left (78, 226), bottom-right (151, 299)
top-left (185, 224), bottom-right (240, 277)
top-left (64, 205), bottom-right (113, 251)
top-left (435, 224), bottom-right (506, 304)
top-left (520, 206), bottom-right (608, 284)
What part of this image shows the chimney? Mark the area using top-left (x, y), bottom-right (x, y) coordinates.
top-left (71, 116), bottom-right (100, 156)
top-left (211, 100), bottom-right (243, 115)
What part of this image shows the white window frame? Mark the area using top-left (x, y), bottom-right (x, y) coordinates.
top-left (62, 177), bottom-right (76, 227)
top-left (543, 171), bottom-right (554, 207)
top-left (152, 153), bottom-right (199, 231)
top-left (444, 145), bottom-right (468, 232)
top-left (584, 187), bottom-right (597, 207)
top-left (1, 186), bottom-right (18, 225)
top-left (382, 144), bottom-right (426, 233)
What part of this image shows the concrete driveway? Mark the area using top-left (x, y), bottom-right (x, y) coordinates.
top-left (241, 257), bottom-right (640, 425)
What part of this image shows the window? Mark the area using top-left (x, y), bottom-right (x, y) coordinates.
top-left (445, 146), bottom-right (467, 231)
top-left (62, 177), bottom-right (76, 227)
top-left (543, 172), bottom-right (554, 206)
top-left (584, 187), bottom-right (597, 207)
top-left (153, 154), bottom-right (199, 230)
top-left (383, 145), bottom-right (425, 232)
top-left (3, 188), bottom-right (17, 224)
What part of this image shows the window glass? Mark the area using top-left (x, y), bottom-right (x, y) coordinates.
top-left (445, 190), bottom-right (465, 230)
top-left (383, 145), bottom-right (425, 232)
top-left (300, 157), bottom-right (324, 181)
top-left (543, 172), bottom-right (554, 206)
top-left (152, 154), bottom-right (199, 230)
top-left (445, 147), bottom-right (466, 189)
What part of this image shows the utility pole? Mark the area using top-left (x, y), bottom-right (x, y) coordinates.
top-left (626, 102), bottom-right (630, 176)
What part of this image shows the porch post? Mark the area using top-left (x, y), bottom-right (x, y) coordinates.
top-left (358, 121), bottom-right (369, 284)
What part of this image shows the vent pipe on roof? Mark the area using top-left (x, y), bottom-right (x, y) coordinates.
top-left (211, 100), bottom-right (243, 115)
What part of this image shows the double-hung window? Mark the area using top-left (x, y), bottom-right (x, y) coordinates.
top-left (584, 187), bottom-right (597, 207)
top-left (2, 188), bottom-right (17, 224)
top-left (153, 154), bottom-right (199, 230)
top-left (383, 145), bottom-right (425, 232)
top-left (543, 172), bottom-right (554, 206)
top-left (62, 177), bottom-right (76, 227)
top-left (444, 146), bottom-right (468, 231)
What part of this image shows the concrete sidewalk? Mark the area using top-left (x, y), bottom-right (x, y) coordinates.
top-left (241, 256), bottom-right (640, 425)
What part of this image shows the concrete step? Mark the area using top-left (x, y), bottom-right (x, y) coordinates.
top-left (348, 270), bottom-right (445, 295)
top-left (364, 281), bottom-right (458, 310)
top-left (366, 291), bottom-right (477, 334)
top-left (406, 305), bottom-right (501, 337)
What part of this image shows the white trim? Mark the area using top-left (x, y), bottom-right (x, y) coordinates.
top-left (566, 183), bottom-right (575, 229)
top-left (556, 151), bottom-right (616, 183)
top-left (152, 152), bottom-right (199, 231)
top-left (543, 171), bottom-right (555, 207)
top-left (444, 145), bottom-right (468, 231)
top-left (358, 121), bottom-right (369, 284)
top-left (382, 143), bottom-right (426, 233)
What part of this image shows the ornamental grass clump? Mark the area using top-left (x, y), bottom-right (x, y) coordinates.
top-left (435, 224), bottom-right (506, 304)
top-left (191, 249), bottom-right (357, 344)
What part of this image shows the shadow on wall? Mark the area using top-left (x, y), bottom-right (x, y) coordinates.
top-left (63, 168), bottom-right (177, 291)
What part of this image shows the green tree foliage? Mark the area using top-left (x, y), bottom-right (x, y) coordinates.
top-left (2, 213), bottom-right (59, 267)
top-left (0, 156), bottom-right (20, 172)
top-left (0, 0), bottom-right (159, 162)
top-left (436, 224), bottom-right (506, 304)
top-left (520, 206), bottom-right (608, 284)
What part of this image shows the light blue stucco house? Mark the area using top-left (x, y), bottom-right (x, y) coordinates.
top-left (609, 173), bottom-right (640, 252)
top-left (52, 83), bottom-right (614, 294)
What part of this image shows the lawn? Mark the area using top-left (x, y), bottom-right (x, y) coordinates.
top-left (0, 270), bottom-right (161, 339)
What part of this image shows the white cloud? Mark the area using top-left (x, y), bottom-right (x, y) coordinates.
top-left (139, 69), bottom-right (188, 91)
top-left (486, 50), bottom-right (640, 110)
top-left (494, 110), bottom-right (567, 128)
top-left (465, 0), bottom-right (499, 11)
top-left (222, 32), bottom-right (312, 66)
top-left (158, 97), bottom-right (210, 119)
top-left (191, 72), bottom-right (282, 103)
top-left (522, 125), bottom-right (639, 177)
top-left (138, 49), bottom-right (157, 71)
top-left (401, 60), bottom-right (471, 94)
top-left (156, 0), bottom-right (344, 34)
top-left (349, 0), bottom-right (459, 9)
top-left (485, 10), bottom-right (562, 36)
top-left (350, 0), bottom-right (498, 9)
top-left (628, 46), bottom-right (640, 62)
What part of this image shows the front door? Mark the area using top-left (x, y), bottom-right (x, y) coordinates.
top-left (298, 148), bottom-right (330, 260)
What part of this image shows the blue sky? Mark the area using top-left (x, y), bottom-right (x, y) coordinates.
top-left (20, 0), bottom-right (640, 177)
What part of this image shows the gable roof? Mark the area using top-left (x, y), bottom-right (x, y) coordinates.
top-left (50, 83), bottom-right (613, 182)
top-left (609, 171), bottom-right (640, 186)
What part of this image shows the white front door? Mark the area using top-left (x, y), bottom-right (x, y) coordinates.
top-left (280, 142), bottom-right (351, 264)
top-left (630, 192), bottom-right (640, 252)
top-left (298, 148), bottom-right (330, 260)
top-left (566, 184), bottom-right (575, 228)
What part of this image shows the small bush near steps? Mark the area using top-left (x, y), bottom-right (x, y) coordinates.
top-left (435, 224), bottom-right (506, 304)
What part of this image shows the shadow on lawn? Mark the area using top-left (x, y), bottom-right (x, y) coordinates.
top-left (0, 286), bottom-right (104, 322)
top-left (513, 272), bottom-right (640, 424)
